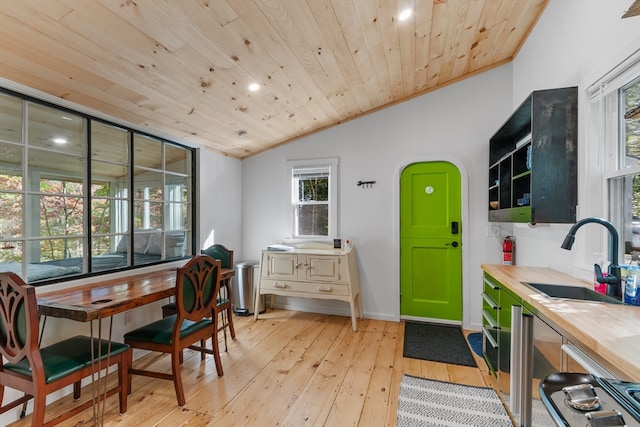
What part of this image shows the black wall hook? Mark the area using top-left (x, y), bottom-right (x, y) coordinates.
top-left (357, 180), bottom-right (376, 188)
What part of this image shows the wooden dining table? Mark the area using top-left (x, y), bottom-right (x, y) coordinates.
top-left (37, 267), bottom-right (235, 321)
top-left (34, 266), bottom-right (235, 425)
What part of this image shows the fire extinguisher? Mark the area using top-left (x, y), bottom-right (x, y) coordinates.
top-left (503, 236), bottom-right (514, 265)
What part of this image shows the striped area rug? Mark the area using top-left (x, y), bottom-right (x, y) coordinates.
top-left (398, 375), bottom-right (514, 426)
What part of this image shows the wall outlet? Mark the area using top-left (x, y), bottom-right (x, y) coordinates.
top-left (125, 311), bottom-right (134, 325)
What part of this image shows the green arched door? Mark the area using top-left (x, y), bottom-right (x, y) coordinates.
top-left (400, 161), bottom-right (462, 322)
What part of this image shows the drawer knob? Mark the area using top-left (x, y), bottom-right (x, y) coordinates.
top-left (317, 286), bottom-right (332, 292)
top-left (273, 283), bottom-right (287, 289)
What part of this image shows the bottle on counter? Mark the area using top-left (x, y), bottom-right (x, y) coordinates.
top-left (624, 265), bottom-right (640, 306)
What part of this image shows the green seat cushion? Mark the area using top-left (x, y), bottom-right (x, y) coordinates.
top-left (123, 314), bottom-right (212, 345)
top-left (4, 335), bottom-right (129, 383)
top-left (162, 298), bottom-right (228, 313)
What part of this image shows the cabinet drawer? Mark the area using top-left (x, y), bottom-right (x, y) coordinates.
top-left (482, 292), bottom-right (499, 324)
top-left (482, 292), bottom-right (499, 311)
top-left (260, 279), bottom-right (349, 296)
top-left (482, 325), bottom-right (499, 376)
top-left (482, 308), bottom-right (499, 330)
top-left (483, 274), bottom-right (501, 302)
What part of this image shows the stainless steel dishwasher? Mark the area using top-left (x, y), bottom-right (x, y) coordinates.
top-left (510, 305), bottom-right (563, 427)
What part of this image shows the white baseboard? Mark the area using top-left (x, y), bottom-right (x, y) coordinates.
top-left (400, 315), bottom-right (461, 326)
top-left (270, 301), bottom-right (397, 323)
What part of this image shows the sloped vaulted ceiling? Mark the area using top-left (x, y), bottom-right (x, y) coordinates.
top-left (0, 0), bottom-right (548, 158)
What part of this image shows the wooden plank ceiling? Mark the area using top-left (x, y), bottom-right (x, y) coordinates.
top-left (0, 0), bottom-right (548, 159)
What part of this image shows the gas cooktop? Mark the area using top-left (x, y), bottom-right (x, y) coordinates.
top-left (540, 373), bottom-right (640, 426)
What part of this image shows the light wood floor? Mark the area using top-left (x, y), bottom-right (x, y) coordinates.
top-left (8, 309), bottom-right (499, 427)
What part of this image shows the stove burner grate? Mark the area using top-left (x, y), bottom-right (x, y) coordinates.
top-left (540, 373), bottom-right (640, 426)
top-left (563, 383), bottom-right (601, 411)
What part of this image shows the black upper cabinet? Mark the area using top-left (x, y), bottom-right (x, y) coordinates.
top-left (489, 87), bottom-right (578, 224)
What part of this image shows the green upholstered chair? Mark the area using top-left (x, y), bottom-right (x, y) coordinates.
top-left (124, 255), bottom-right (223, 406)
top-left (0, 272), bottom-right (130, 427)
top-left (161, 244), bottom-right (236, 351)
top-left (201, 244), bottom-right (235, 349)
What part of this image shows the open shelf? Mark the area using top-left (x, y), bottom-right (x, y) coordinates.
top-left (488, 87), bottom-right (577, 224)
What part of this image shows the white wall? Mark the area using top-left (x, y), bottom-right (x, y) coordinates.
top-left (198, 148), bottom-right (243, 252)
top-left (513, 0), bottom-right (639, 104)
top-left (242, 64), bottom-right (513, 327)
top-left (510, 0), bottom-right (640, 281)
top-left (240, 0), bottom-right (640, 328)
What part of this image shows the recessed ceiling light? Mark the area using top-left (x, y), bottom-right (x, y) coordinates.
top-left (399, 8), bottom-right (412, 21)
top-left (52, 137), bottom-right (67, 145)
top-left (248, 83), bottom-right (260, 91)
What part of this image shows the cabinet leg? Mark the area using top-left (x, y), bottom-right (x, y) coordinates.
top-left (349, 299), bottom-right (358, 331)
top-left (254, 292), bottom-right (262, 320)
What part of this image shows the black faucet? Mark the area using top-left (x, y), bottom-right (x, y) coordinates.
top-left (561, 217), bottom-right (622, 300)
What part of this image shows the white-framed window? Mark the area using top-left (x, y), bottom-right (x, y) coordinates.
top-left (591, 50), bottom-right (640, 264)
top-left (287, 157), bottom-right (338, 240)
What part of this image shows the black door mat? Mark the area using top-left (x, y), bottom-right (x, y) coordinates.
top-left (403, 322), bottom-right (477, 367)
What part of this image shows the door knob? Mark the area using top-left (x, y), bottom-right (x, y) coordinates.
top-left (446, 241), bottom-right (459, 247)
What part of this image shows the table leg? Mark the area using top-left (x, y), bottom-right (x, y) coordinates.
top-left (89, 316), bottom-right (114, 427)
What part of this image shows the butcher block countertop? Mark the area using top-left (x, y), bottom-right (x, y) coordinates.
top-left (481, 264), bottom-right (640, 383)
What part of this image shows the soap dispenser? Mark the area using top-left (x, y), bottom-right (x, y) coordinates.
top-left (594, 255), bottom-right (609, 295)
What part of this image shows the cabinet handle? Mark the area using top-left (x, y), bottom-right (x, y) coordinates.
top-left (317, 286), bottom-right (332, 292)
top-left (482, 293), bottom-right (499, 310)
top-left (483, 277), bottom-right (500, 290)
top-left (295, 263), bottom-right (304, 269)
top-left (482, 309), bottom-right (499, 329)
top-left (561, 343), bottom-right (614, 378)
top-left (273, 283), bottom-right (287, 289)
top-left (482, 326), bottom-right (498, 348)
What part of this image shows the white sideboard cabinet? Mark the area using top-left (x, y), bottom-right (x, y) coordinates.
top-left (254, 247), bottom-right (363, 331)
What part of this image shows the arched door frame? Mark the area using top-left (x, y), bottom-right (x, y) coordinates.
top-left (391, 155), bottom-right (470, 328)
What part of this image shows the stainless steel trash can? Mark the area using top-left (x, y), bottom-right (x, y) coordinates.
top-left (233, 260), bottom-right (264, 316)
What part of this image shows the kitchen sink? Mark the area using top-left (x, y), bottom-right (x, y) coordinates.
top-left (523, 282), bottom-right (622, 304)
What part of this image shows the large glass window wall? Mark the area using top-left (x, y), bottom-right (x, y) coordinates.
top-left (0, 90), bottom-right (195, 285)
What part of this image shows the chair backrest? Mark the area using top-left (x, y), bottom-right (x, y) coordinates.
top-left (174, 255), bottom-right (221, 323)
top-left (201, 244), bottom-right (234, 269)
top-left (0, 272), bottom-right (44, 375)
